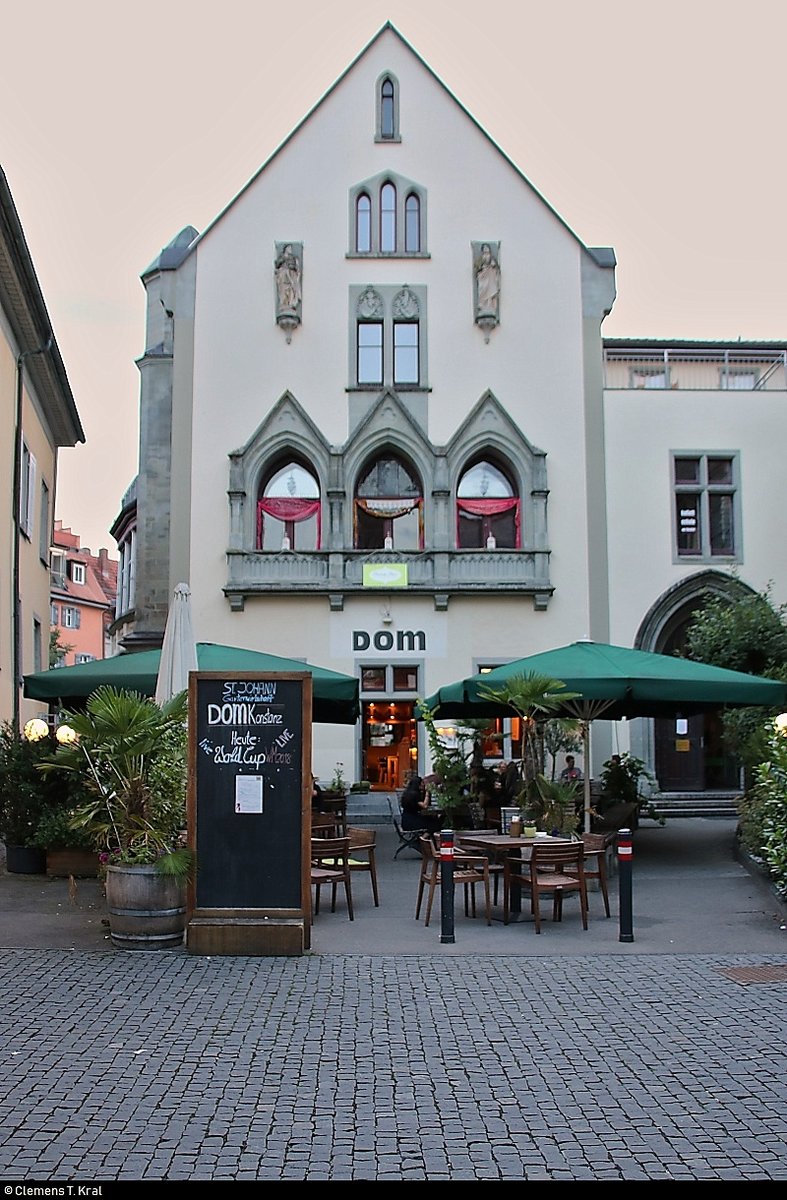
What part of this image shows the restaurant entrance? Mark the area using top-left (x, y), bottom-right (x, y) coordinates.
top-left (361, 699), bottom-right (418, 790)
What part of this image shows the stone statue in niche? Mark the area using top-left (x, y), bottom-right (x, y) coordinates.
top-left (274, 242), bottom-right (302, 341)
top-left (472, 240), bottom-right (501, 341)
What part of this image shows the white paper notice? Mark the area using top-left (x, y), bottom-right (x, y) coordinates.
top-left (235, 774), bottom-right (264, 814)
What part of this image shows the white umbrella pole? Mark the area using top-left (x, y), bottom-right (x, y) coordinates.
top-left (583, 722), bottom-right (591, 833)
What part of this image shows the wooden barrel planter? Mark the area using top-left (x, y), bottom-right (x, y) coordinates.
top-left (105, 863), bottom-right (187, 950)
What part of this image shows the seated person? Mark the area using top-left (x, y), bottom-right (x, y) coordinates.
top-left (311, 773), bottom-right (329, 813)
top-left (559, 755), bottom-right (583, 785)
top-left (400, 775), bottom-right (442, 835)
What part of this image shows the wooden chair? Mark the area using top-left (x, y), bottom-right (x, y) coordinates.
top-left (415, 835), bottom-right (492, 928)
top-left (569, 831), bottom-right (612, 917)
top-left (310, 836), bottom-right (353, 920)
top-left (311, 813), bottom-right (339, 839)
top-left (503, 840), bottom-right (589, 933)
top-left (346, 826), bottom-right (380, 907)
top-left (454, 830), bottom-right (504, 905)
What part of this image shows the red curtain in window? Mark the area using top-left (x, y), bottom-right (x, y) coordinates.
top-left (257, 498), bottom-right (321, 548)
top-left (456, 497), bottom-right (521, 547)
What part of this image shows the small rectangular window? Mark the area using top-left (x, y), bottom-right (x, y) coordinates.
top-left (393, 322), bottom-right (419, 384)
top-left (75, 653), bottom-right (95, 665)
top-left (721, 370), bottom-right (757, 389)
top-left (19, 443), bottom-right (36, 537)
top-left (631, 369), bottom-right (668, 388)
top-left (358, 322), bottom-right (383, 384)
top-left (39, 481), bottom-right (50, 563)
top-left (675, 494), bottom-right (701, 555)
top-left (33, 619), bottom-right (43, 673)
top-left (673, 453), bottom-right (737, 560)
top-left (393, 666), bottom-right (418, 692)
top-left (70, 562), bottom-right (86, 585)
top-left (51, 603), bottom-right (59, 624)
top-left (61, 606), bottom-right (81, 629)
top-left (361, 667), bottom-right (386, 692)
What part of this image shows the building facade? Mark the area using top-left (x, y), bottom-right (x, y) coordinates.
top-left (1, 167), bottom-right (84, 729)
top-left (50, 521), bottom-right (117, 667)
top-left (114, 25), bottom-right (787, 792)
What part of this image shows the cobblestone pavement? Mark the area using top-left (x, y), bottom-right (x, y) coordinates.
top-left (1, 820), bottom-right (786, 1181)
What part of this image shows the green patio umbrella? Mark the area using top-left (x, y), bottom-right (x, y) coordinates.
top-left (24, 642), bottom-right (360, 725)
top-left (424, 639), bottom-right (787, 830)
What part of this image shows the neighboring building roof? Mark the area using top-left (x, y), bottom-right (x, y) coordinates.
top-left (52, 523), bottom-right (117, 611)
top-left (0, 166), bottom-right (85, 446)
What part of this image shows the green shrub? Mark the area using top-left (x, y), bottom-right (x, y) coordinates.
top-left (0, 721), bottom-right (62, 847)
top-left (751, 720), bottom-right (787, 898)
top-left (736, 788), bottom-right (768, 860)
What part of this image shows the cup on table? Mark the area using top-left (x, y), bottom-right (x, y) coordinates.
top-left (524, 824), bottom-right (537, 838)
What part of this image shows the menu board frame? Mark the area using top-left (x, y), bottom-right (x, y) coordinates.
top-left (186, 671), bottom-right (312, 955)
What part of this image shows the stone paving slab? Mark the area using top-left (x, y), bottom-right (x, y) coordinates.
top-left (0, 948), bottom-right (786, 1180)
top-left (0, 819), bottom-right (786, 1180)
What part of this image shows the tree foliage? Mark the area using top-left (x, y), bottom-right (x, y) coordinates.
top-left (683, 584), bottom-right (787, 780)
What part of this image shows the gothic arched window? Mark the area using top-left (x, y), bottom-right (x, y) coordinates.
top-left (355, 192), bottom-right (371, 253)
top-left (380, 182), bottom-right (397, 253)
top-left (257, 460), bottom-right (321, 550)
top-left (456, 458), bottom-right (520, 549)
top-left (354, 454), bottom-right (423, 550)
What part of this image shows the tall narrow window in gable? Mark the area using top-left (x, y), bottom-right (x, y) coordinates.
top-left (380, 182), bottom-right (396, 253)
top-left (355, 287), bottom-right (385, 385)
top-left (356, 193), bottom-right (371, 253)
top-left (405, 193), bottom-right (420, 252)
top-left (392, 286), bottom-right (420, 386)
top-left (380, 77), bottom-right (395, 139)
top-left (358, 322), bottom-right (384, 385)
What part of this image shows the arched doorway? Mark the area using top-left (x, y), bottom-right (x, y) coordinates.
top-left (638, 572), bottom-right (752, 792)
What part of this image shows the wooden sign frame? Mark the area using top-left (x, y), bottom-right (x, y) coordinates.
top-left (186, 671), bottom-right (312, 955)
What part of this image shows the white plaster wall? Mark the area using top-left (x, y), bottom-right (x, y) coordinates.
top-left (604, 388), bottom-right (787, 645)
top-left (174, 29), bottom-right (612, 771)
top-left (186, 31), bottom-right (597, 626)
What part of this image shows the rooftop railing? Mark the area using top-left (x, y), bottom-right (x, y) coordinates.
top-left (603, 347), bottom-right (787, 391)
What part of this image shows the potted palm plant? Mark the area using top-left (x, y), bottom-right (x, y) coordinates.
top-left (40, 686), bottom-right (193, 949)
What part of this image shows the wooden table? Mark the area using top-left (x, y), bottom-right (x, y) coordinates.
top-left (457, 833), bottom-right (573, 919)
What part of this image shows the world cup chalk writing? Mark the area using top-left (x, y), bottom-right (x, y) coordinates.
top-left (192, 673), bottom-right (307, 912)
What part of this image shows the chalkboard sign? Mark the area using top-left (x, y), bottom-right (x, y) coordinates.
top-left (188, 673), bottom-right (310, 919)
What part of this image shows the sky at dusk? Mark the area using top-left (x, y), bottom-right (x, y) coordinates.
top-left (3, 0), bottom-right (785, 556)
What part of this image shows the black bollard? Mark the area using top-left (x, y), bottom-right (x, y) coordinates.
top-left (617, 827), bottom-right (634, 943)
top-left (440, 829), bottom-right (455, 944)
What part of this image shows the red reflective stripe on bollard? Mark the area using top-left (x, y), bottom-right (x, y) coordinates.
top-left (440, 831), bottom-right (455, 861)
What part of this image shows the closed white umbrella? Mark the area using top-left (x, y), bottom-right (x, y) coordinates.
top-left (154, 583), bottom-right (198, 705)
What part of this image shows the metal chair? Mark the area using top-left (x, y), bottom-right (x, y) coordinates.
top-left (389, 794), bottom-right (427, 859)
